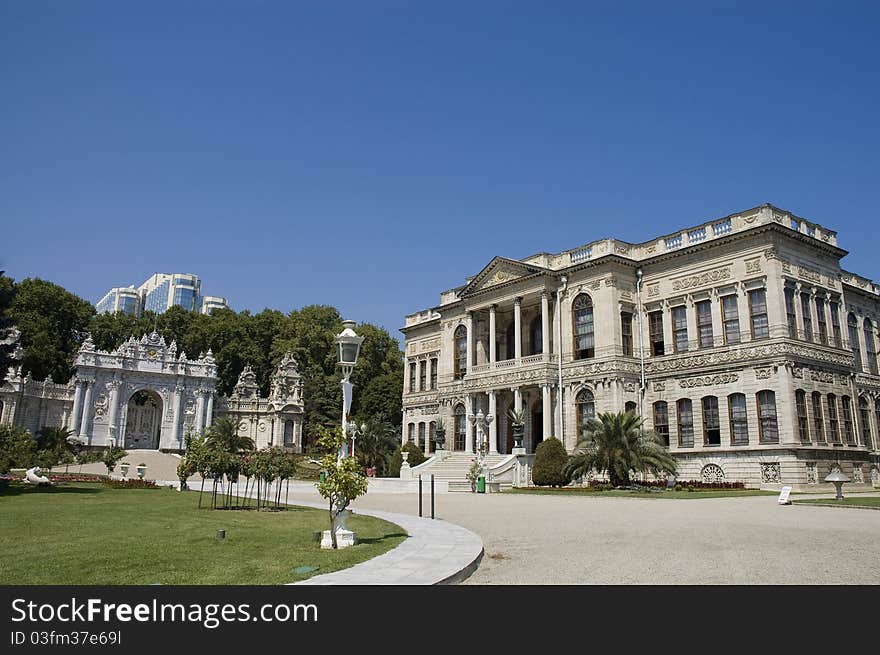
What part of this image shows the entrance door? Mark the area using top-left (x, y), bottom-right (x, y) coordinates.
top-left (124, 390), bottom-right (162, 449)
top-left (531, 411), bottom-right (543, 453)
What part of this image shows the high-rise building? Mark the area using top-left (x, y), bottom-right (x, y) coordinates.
top-left (95, 287), bottom-right (140, 316)
top-left (95, 273), bottom-right (228, 316)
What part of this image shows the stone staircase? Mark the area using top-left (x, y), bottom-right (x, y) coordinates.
top-left (410, 452), bottom-right (510, 491)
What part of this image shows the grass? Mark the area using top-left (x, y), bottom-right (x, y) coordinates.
top-left (795, 496), bottom-right (880, 509)
top-left (506, 487), bottom-right (778, 499)
top-left (0, 482), bottom-right (406, 585)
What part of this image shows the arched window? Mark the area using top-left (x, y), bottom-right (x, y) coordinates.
top-left (858, 397), bottom-right (872, 450)
top-left (284, 420), bottom-right (294, 446)
top-left (848, 313), bottom-right (861, 369)
top-left (702, 396), bottom-right (720, 446)
top-left (677, 399), bottom-right (694, 448)
top-left (453, 404), bottom-right (466, 451)
top-left (576, 389), bottom-right (595, 437)
top-left (757, 390), bottom-right (778, 444)
top-left (418, 422), bottom-right (426, 449)
top-left (624, 401), bottom-right (637, 414)
top-left (428, 421), bottom-right (436, 453)
top-left (407, 423), bottom-right (415, 443)
top-left (653, 401), bottom-right (669, 447)
top-left (841, 396), bottom-right (855, 444)
top-left (728, 393), bottom-right (749, 445)
top-left (811, 391), bottom-right (825, 442)
top-left (864, 319), bottom-right (878, 375)
top-left (795, 390), bottom-right (809, 442)
top-left (529, 315), bottom-right (543, 355)
top-left (454, 325), bottom-right (467, 379)
top-left (572, 294), bottom-right (595, 359)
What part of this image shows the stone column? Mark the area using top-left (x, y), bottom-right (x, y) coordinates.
top-left (736, 283), bottom-right (751, 342)
top-left (466, 312), bottom-right (474, 372)
top-left (514, 297), bottom-right (522, 360)
top-left (488, 390), bottom-right (498, 453)
top-left (69, 380), bottom-right (84, 435)
top-left (195, 390), bottom-right (206, 434)
top-left (542, 384), bottom-right (552, 439)
top-left (685, 296), bottom-right (698, 351)
top-left (205, 392), bottom-right (214, 428)
top-left (465, 394), bottom-right (475, 453)
top-left (107, 381), bottom-right (121, 442)
top-left (710, 290), bottom-right (724, 347)
top-left (541, 292), bottom-right (550, 356)
top-left (79, 380), bottom-right (94, 441)
top-left (792, 283), bottom-right (805, 338)
top-left (171, 385), bottom-right (183, 446)
top-left (489, 304), bottom-right (497, 364)
top-left (662, 302), bottom-right (674, 354)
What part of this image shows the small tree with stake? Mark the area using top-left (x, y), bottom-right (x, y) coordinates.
top-left (315, 426), bottom-right (368, 549)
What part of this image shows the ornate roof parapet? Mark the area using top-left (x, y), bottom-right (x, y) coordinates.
top-left (269, 352), bottom-right (303, 405)
top-left (231, 364), bottom-right (260, 400)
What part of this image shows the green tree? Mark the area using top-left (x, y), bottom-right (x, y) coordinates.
top-left (564, 412), bottom-right (678, 487)
top-left (102, 446), bottom-right (128, 475)
top-left (9, 278), bottom-right (95, 383)
top-left (531, 437), bottom-right (569, 487)
top-left (204, 416), bottom-right (254, 454)
top-left (352, 414), bottom-right (399, 476)
top-left (0, 272), bottom-right (18, 384)
top-left (0, 424), bottom-right (37, 473)
top-left (357, 372), bottom-right (404, 428)
top-left (315, 426), bottom-right (368, 549)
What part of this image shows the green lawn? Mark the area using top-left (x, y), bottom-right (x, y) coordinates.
top-left (795, 496), bottom-right (880, 509)
top-left (506, 487), bottom-right (778, 499)
top-left (0, 482), bottom-right (406, 585)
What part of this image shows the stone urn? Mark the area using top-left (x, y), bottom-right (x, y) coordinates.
top-left (433, 427), bottom-right (446, 450)
top-left (512, 424), bottom-right (524, 449)
top-left (401, 451), bottom-right (409, 464)
top-left (120, 463), bottom-right (130, 478)
top-left (136, 464), bottom-right (147, 480)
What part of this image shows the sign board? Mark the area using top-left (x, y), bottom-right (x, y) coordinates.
top-left (778, 486), bottom-right (792, 505)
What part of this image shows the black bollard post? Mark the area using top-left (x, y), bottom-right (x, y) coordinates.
top-left (431, 474), bottom-right (435, 519)
top-left (418, 475), bottom-right (423, 517)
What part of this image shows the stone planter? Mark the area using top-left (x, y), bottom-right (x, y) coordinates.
top-left (136, 465), bottom-right (147, 480)
top-left (120, 463), bottom-right (129, 478)
top-left (512, 425), bottom-right (524, 449)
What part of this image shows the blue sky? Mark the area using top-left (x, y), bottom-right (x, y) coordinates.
top-left (2, 1), bottom-right (878, 338)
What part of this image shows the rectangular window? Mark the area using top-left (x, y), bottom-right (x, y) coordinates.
top-left (418, 423), bottom-right (426, 449)
top-left (858, 400), bottom-right (873, 450)
top-left (672, 306), bottom-right (688, 353)
top-left (796, 390), bottom-right (810, 441)
top-left (841, 396), bottom-right (855, 444)
top-left (829, 301), bottom-right (841, 347)
top-left (721, 295), bottom-right (740, 345)
top-left (812, 392), bottom-right (825, 442)
top-left (649, 311), bottom-right (665, 356)
top-left (784, 287), bottom-right (797, 338)
top-left (827, 394), bottom-right (839, 442)
top-left (749, 289), bottom-right (769, 339)
top-left (757, 391), bottom-right (779, 443)
top-left (728, 394), bottom-right (749, 445)
top-left (621, 312), bottom-right (633, 356)
top-left (816, 297), bottom-right (828, 345)
top-left (430, 358), bottom-right (438, 390)
top-left (696, 300), bottom-right (713, 348)
top-left (653, 402), bottom-right (669, 447)
top-left (419, 360), bottom-right (426, 391)
top-left (800, 293), bottom-right (813, 342)
top-left (677, 399), bottom-right (694, 448)
top-left (409, 362), bottom-right (416, 393)
top-left (702, 396), bottom-right (720, 445)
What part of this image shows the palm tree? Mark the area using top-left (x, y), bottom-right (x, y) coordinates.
top-left (204, 416), bottom-right (254, 454)
top-left (352, 415), bottom-right (399, 476)
top-left (564, 411), bottom-right (677, 487)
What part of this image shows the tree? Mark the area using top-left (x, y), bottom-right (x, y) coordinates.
top-left (34, 425), bottom-right (78, 469)
top-left (352, 414), bottom-right (399, 476)
top-left (204, 416), bottom-right (254, 454)
top-left (357, 372), bottom-right (404, 428)
top-left (531, 437), bottom-right (569, 487)
top-left (0, 272), bottom-right (18, 384)
top-left (0, 424), bottom-right (37, 473)
top-left (102, 446), bottom-right (128, 475)
top-left (564, 412), bottom-right (678, 487)
top-left (9, 278), bottom-right (95, 383)
top-left (315, 426), bottom-right (368, 549)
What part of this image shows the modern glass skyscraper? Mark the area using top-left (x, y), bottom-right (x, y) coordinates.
top-left (95, 287), bottom-right (140, 315)
top-left (96, 273), bottom-right (228, 316)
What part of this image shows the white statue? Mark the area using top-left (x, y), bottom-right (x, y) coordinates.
top-left (24, 467), bottom-right (51, 485)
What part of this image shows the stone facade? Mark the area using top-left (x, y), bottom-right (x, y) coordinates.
top-left (401, 203), bottom-right (880, 487)
top-left (0, 332), bottom-right (304, 453)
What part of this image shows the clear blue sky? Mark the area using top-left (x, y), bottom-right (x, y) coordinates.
top-left (2, 1), bottom-right (878, 338)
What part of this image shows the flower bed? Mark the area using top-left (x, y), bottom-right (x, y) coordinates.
top-left (102, 479), bottom-right (160, 489)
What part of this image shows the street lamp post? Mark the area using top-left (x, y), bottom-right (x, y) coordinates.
top-left (334, 320), bottom-right (365, 462)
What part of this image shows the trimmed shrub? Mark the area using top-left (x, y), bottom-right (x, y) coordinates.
top-left (402, 441), bottom-right (427, 467)
top-left (531, 438), bottom-right (568, 487)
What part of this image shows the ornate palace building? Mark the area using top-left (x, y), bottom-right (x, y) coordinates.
top-left (401, 204), bottom-right (880, 487)
top-left (0, 333), bottom-right (305, 453)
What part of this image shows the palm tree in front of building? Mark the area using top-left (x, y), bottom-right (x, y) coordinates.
top-left (564, 411), bottom-right (677, 487)
top-left (204, 416), bottom-right (254, 454)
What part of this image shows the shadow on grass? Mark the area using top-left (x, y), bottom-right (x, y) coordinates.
top-left (0, 484), bottom-right (103, 498)
top-left (357, 532), bottom-right (409, 545)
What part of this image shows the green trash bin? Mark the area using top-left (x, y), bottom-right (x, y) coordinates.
top-left (477, 475), bottom-right (486, 493)
top-left (319, 472), bottom-right (326, 483)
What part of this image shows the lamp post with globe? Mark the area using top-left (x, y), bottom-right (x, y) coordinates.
top-left (468, 409), bottom-right (494, 491)
top-left (334, 320), bottom-right (365, 461)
